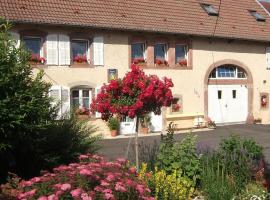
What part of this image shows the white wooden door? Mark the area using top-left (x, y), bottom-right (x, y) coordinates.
top-left (208, 85), bottom-right (248, 124)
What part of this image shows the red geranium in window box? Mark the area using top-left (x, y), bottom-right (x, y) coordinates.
top-left (30, 54), bottom-right (46, 64)
top-left (132, 58), bottom-right (145, 64)
top-left (155, 59), bottom-right (168, 66)
top-left (73, 55), bottom-right (87, 63)
top-left (178, 59), bottom-right (187, 66)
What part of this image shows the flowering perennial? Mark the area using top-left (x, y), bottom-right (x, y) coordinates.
top-left (178, 59), bottom-right (187, 66)
top-left (1, 154), bottom-right (154, 200)
top-left (91, 65), bottom-right (173, 120)
top-left (132, 58), bottom-right (145, 64)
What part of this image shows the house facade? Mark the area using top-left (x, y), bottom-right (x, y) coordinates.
top-left (1, 0), bottom-right (270, 136)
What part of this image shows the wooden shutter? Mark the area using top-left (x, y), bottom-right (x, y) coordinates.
top-left (267, 47), bottom-right (270, 69)
top-left (59, 34), bottom-right (70, 66)
top-left (9, 32), bottom-right (20, 48)
top-left (46, 34), bottom-right (59, 65)
top-left (61, 86), bottom-right (70, 117)
top-left (49, 85), bottom-right (62, 119)
top-left (95, 86), bottom-right (102, 118)
top-left (93, 36), bottom-right (104, 66)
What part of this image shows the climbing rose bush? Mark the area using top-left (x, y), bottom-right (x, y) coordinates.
top-left (91, 65), bottom-right (174, 120)
top-left (1, 155), bottom-right (154, 200)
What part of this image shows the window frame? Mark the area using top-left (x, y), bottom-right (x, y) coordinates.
top-left (175, 44), bottom-right (188, 65)
top-left (154, 43), bottom-right (168, 64)
top-left (71, 88), bottom-right (92, 110)
top-left (22, 36), bottom-right (42, 56)
top-left (71, 39), bottom-right (90, 64)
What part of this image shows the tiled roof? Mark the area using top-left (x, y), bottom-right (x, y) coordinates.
top-left (1, 0), bottom-right (270, 42)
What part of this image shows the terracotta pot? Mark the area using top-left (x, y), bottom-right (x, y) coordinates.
top-left (111, 130), bottom-right (118, 137)
top-left (141, 127), bottom-right (149, 134)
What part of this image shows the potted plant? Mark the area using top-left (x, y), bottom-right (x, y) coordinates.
top-left (140, 114), bottom-right (151, 134)
top-left (108, 117), bottom-right (120, 137)
top-left (73, 54), bottom-right (88, 65)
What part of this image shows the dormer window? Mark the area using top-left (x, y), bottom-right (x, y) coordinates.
top-left (249, 10), bottom-right (266, 22)
top-left (201, 4), bottom-right (218, 16)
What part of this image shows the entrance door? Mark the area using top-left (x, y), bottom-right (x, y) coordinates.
top-left (208, 85), bottom-right (248, 124)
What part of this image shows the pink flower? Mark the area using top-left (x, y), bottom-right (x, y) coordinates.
top-left (101, 180), bottom-right (110, 186)
top-left (61, 183), bottom-right (71, 191)
top-left (48, 194), bottom-right (57, 200)
top-left (79, 155), bottom-right (88, 160)
top-left (81, 193), bottom-right (92, 200)
top-left (106, 174), bottom-right (115, 182)
top-left (136, 184), bottom-right (145, 195)
top-left (70, 188), bottom-right (83, 198)
top-left (79, 169), bottom-right (93, 176)
top-left (129, 167), bottom-right (137, 174)
top-left (115, 182), bottom-right (127, 192)
top-left (104, 192), bottom-right (115, 200)
top-left (116, 158), bottom-right (127, 165)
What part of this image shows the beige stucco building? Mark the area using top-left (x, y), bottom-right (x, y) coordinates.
top-left (2, 0), bottom-right (270, 136)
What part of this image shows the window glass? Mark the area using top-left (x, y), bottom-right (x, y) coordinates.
top-left (71, 89), bottom-right (91, 109)
top-left (131, 43), bottom-right (145, 60)
top-left (232, 90), bottom-right (236, 99)
top-left (217, 66), bottom-right (236, 78)
top-left (218, 90), bottom-right (222, 99)
top-left (23, 37), bottom-right (41, 55)
top-left (237, 68), bottom-right (247, 78)
top-left (154, 44), bottom-right (167, 61)
top-left (201, 4), bottom-right (218, 16)
top-left (71, 40), bottom-right (88, 62)
top-left (175, 45), bottom-right (187, 63)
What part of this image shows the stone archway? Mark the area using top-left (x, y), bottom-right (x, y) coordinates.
top-left (204, 59), bottom-right (254, 124)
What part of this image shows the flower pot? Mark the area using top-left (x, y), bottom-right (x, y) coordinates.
top-left (141, 127), bottom-right (149, 134)
top-left (111, 130), bottom-right (118, 137)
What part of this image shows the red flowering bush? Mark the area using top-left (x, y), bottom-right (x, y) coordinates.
top-left (1, 154), bottom-right (154, 200)
top-left (73, 55), bottom-right (87, 63)
top-left (172, 103), bottom-right (181, 112)
top-left (30, 54), bottom-right (46, 64)
top-left (91, 65), bottom-right (173, 120)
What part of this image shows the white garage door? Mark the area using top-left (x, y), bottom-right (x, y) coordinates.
top-left (208, 85), bottom-right (248, 124)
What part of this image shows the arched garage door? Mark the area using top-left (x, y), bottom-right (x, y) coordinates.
top-left (207, 65), bottom-right (248, 124)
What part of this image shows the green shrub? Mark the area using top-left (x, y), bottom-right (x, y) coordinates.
top-left (108, 117), bottom-right (120, 131)
top-left (156, 124), bottom-right (201, 186)
top-left (218, 135), bottom-right (263, 192)
top-left (200, 153), bottom-right (236, 200)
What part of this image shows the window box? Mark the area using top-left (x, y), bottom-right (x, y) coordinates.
top-left (177, 59), bottom-right (188, 67)
top-left (155, 59), bottom-right (168, 67)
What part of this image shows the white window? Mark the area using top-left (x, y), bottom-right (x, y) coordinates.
top-left (209, 65), bottom-right (247, 79)
top-left (71, 39), bottom-right (89, 64)
top-left (154, 43), bottom-right (168, 65)
top-left (71, 89), bottom-right (92, 110)
top-left (93, 36), bottom-right (104, 66)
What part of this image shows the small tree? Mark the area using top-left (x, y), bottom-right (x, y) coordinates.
top-left (91, 65), bottom-right (174, 168)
